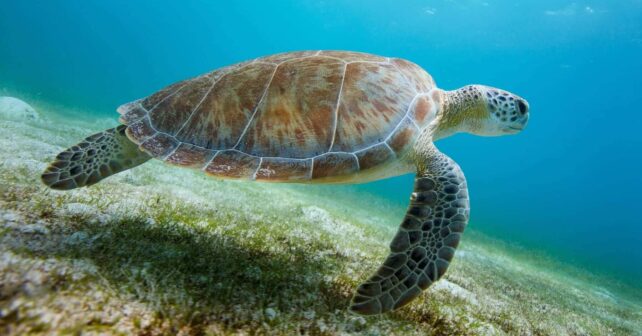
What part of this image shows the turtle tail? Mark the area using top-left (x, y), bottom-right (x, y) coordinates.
top-left (41, 125), bottom-right (151, 190)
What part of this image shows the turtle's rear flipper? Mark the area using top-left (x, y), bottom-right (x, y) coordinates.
top-left (41, 125), bottom-right (151, 190)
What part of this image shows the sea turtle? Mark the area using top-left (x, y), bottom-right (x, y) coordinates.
top-left (41, 50), bottom-right (529, 315)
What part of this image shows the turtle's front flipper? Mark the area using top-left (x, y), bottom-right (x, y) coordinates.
top-left (41, 125), bottom-right (151, 190)
top-left (350, 144), bottom-right (470, 315)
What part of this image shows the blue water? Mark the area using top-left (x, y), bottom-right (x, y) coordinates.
top-left (2, 1), bottom-right (641, 288)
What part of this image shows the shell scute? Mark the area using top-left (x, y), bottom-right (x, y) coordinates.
top-left (165, 144), bottom-right (215, 168)
top-left (204, 150), bottom-right (259, 179)
top-left (118, 100), bottom-right (146, 124)
top-left (126, 117), bottom-right (155, 144)
top-left (312, 153), bottom-right (359, 179)
top-left (120, 105), bottom-right (147, 124)
top-left (390, 58), bottom-right (435, 93)
top-left (255, 158), bottom-right (312, 181)
top-left (237, 57), bottom-right (344, 158)
top-left (141, 79), bottom-right (188, 112)
top-left (386, 118), bottom-right (418, 156)
top-left (410, 94), bottom-right (436, 125)
top-left (331, 62), bottom-right (415, 152)
top-left (150, 73), bottom-right (216, 135)
top-left (140, 133), bottom-right (179, 158)
top-left (355, 144), bottom-right (395, 170)
top-left (260, 51), bottom-right (318, 64)
top-left (318, 51), bottom-right (387, 63)
top-left (175, 62), bottom-right (277, 149)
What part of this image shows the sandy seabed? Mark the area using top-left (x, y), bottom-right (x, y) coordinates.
top-left (0, 96), bottom-right (640, 335)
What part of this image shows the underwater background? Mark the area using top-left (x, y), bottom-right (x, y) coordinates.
top-left (1, 0), bottom-right (641, 335)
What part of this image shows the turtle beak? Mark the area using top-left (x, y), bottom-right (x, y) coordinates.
top-left (504, 112), bottom-right (529, 133)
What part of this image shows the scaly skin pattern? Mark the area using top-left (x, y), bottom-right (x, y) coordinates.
top-left (118, 51), bottom-right (439, 183)
top-left (433, 85), bottom-right (529, 139)
top-left (349, 83), bottom-right (528, 314)
top-left (350, 141), bottom-right (469, 314)
top-left (41, 126), bottom-right (151, 190)
top-left (433, 86), bottom-right (487, 139)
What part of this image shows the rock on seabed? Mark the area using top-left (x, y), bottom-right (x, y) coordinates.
top-left (0, 97), bottom-right (40, 121)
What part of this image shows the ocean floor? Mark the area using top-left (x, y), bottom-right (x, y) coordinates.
top-left (0, 96), bottom-right (641, 335)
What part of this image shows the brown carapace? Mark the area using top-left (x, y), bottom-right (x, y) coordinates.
top-left (119, 51), bottom-right (439, 183)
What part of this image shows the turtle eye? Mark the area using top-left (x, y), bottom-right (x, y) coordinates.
top-left (517, 99), bottom-right (528, 115)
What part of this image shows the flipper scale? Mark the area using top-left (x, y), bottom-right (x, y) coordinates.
top-left (350, 143), bottom-right (470, 315)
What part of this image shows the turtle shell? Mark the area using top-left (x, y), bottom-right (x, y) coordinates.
top-left (118, 51), bottom-right (440, 182)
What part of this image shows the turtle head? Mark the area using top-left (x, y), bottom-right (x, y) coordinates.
top-left (478, 86), bottom-right (530, 135)
top-left (436, 85), bottom-right (529, 139)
